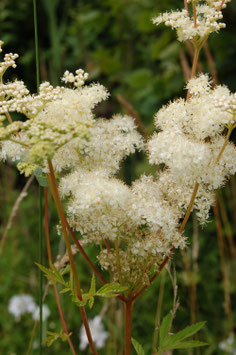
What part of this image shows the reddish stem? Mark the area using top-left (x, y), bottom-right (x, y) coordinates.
top-left (131, 247), bottom-right (175, 302)
top-left (124, 300), bottom-right (133, 355)
top-left (184, 0), bottom-right (189, 16)
top-left (65, 219), bottom-right (107, 284)
top-left (47, 161), bottom-right (98, 355)
top-left (218, 0), bottom-right (226, 11)
top-left (44, 188), bottom-right (77, 355)
top-left (104, 239), bottom-right (111, 252)
top-left (65, 219), bottom-right (126, 302)
top-left (192, 1), bottom-right (197, 27)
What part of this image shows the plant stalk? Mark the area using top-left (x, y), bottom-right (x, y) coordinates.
top-left (124, 300), bottom-right (133, 355)
top-left (44, 187), bottom-right (77, 355)
top-left (47, 160), bottom-right (98, 355)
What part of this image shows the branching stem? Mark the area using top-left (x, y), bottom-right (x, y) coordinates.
top-left (44, 188), bottom-right (77, 355)
top-left (47, 160), bottom-right (98, 355)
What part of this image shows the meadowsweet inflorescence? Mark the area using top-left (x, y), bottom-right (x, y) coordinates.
top-left (1, 14), bottom-right (236, 293)
top-left (152, 0), bottom-right (231, 42)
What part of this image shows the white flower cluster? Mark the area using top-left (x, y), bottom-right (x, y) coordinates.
top-left (62, 69), bottom-right (89, 88)
top-left (216, 92), bottom-right (236, 115)
top-left (0, 43), bottom-right (62, 118)
top-left (79, 316), bottom-right (108, 350)
top-left (0, 41), bottom-right (18, 77)
top-left (148, 74), bottom-right (236, 223)
top-left (152, 0), bottom-right (230, 42)
top-left (54, 115), bottom-right (144, 174)
top-left (0, 42), bottom-right (109, 171)
top-left (219, 334), bottom-right (236, 354)
top-left (8, 294), bottom-right (50, 322)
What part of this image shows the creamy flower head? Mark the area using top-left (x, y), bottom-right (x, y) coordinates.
top-left (152, 0), bottom-right (230, 42)
top-left (154, 74), bottom-right (235, 140)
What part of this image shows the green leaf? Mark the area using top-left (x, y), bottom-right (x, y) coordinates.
top-left (35, 262), bottom-right (67, 286)
top-left (169, 322), bottom-right (206, 344)
top-left (89, 273), bottom-right (96, 296)
top-left (42, 330), bottom-right (72, 347)
top-left (131, 338), bottom-right (145, 355)
top-left (159, 312), bottom-right (172, 348)
top-left (88, 296), bottom-right (95, 309)
top-left (59, 287), bottom-right (71, 294)
top-left (96, 282), bottom-right (128, 297)
top-left (34, 166), bottom-right (49, 187)
top-left (158, 316), bottom-right (208, 351)
top-left (50, 264), bottom-right (66, 285)
top-left (72, 295), bottom-right (87, 307)
top-left (60, 264), bottom-right (71, 276)
top-left (167, 340), bottom-right (208, 350)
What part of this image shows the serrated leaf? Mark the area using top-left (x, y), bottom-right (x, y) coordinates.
top-left (54, 266), bottom-right (66, 283)
top-left (35, 263), bottom-right (59, 283)
top-left (42, 330), bottom-right (72, 347)
top-left (60, 264), bottom-right (70, 276)
top-left (159, 312), bottom-right (172, 348)
top-left (96, 282), bottom-right (128, 297)
top-left (88, 296), bottom-right (95, 309)
top-left (89, 273), bottom-right (96, 296)
top-left (165, 340), bottom-right (208, 350)
top-left (169, 321), bottom-right (206, 344)
top-left (131, 338), bottom-right (145, 355)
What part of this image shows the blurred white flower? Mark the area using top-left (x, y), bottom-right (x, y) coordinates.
top-left (219, 334), bottom-right (236, 353)
top-left (8, 294), bottom-right (37, 321)
top-left (79, 315), bottom-right (108, 350)
top-left (32, 304), bottom-right (51, 322)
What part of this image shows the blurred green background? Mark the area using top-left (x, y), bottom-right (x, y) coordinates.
top-left (0, 0), bottom-right (236, 354)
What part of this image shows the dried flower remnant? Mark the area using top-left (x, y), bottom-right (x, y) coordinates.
top-left (152, 0), bottom-right (231, 42)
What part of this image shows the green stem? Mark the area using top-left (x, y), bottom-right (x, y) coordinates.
top-left (33, 1), bottom-right (43, 352)
top-left (152, 269), bottom-right (166, 352)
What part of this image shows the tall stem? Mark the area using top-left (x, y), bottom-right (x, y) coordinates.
top-left (33, 1), bottom-right (43, 351)
top-left (38, 185), bottom-right (43, 354)
top-left (179, 182), bottom-right (199, 234)
top-left (44, 188), bottom-right (77, 355)
top-left (47, 160), bottom-right (98, 355)
top-left (124, 301), bottom-right (133, 355)
top-left (216, 126), bottom-right (233, 163)
top-left (65, 219), bottom-right (107, 284)
top-left (186, 47), bottom-right (200, 99)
